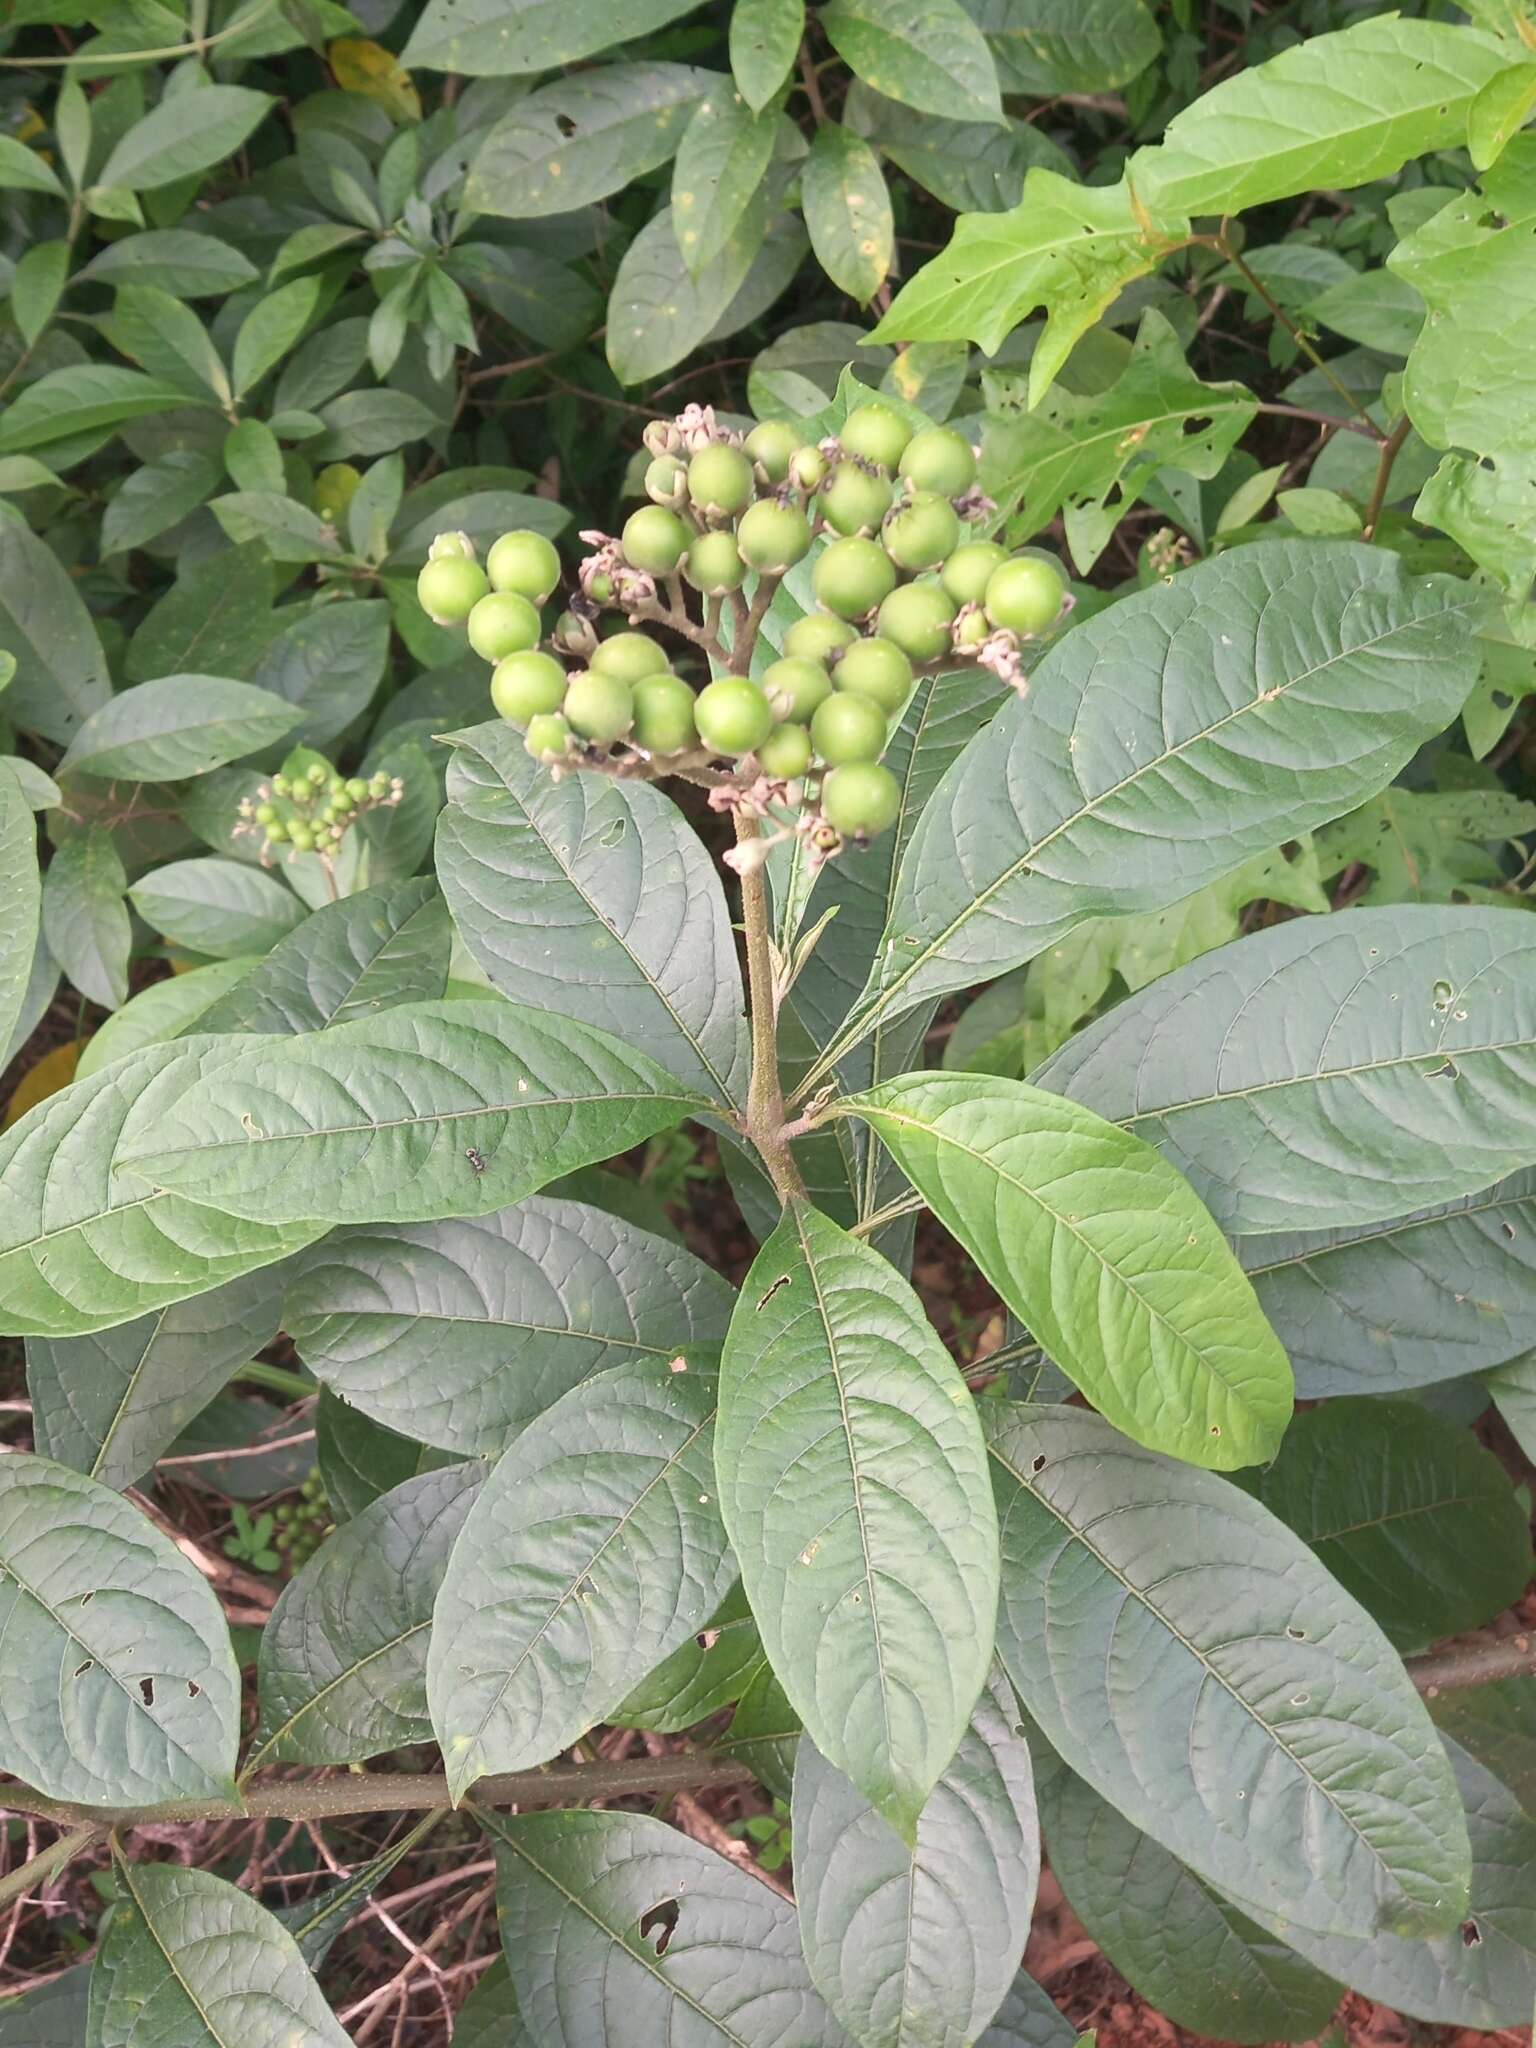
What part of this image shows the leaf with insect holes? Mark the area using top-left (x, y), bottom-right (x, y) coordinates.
top-left (468, 64), bottom-right (713, 219)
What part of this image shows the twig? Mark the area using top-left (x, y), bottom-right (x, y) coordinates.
top-left (1362, 414), bottom-right (1413, 538)
top-left (1406, 1630), bottom-right (1536, 1697)
top-left (1214, 232), bottom-right (1383, 435)
top-left (671, 1791), bottom-right (794, 1901)
top-left (0, 1823), bottom-right (102, 1915)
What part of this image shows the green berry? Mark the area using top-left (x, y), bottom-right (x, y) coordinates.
top-left (822, 760), bottom-right (901, 839)
top-left (688, 443), bottom-right (754, 517)
top-left (984, 555), bottom-right (1065, 634)
top-left (695, 677), bottom-right (774, 757)
top-left (685, 530), bottom-right (747, 596)
top-left (491, 650), bottom-right (568, 726)
top-left (525, 712), bottom-right (573, 762)
top-left (835, 636), bottom-right (912, 712)
top-left (789, 445), bottom-right (828, 492)
top-left (898, 425), bottom-right (977, 497)
top-left (645, 452), bottom-right (686, 502)
top-left (307, 764), bottom-right (328, 786)
top-left (877, 581), bottom-right (956, 662)
top-left (254, 802), bottom-right (276, 825)
top-left (590, 632), bottom-right (668, 684)
top-left (632, 674), bottom-right (698, 755)
top-left (467, 591), bottom-right (541, 662)
top-left (784, 614), bottom-right (857, 663)
top-left (486, 529), bottom-right (561, 603)
top-left (369, 773), bottom-right (389, 798)
top-left (589, 570), bottom-right (615, 603)
top-left (313, 462), bottom-right (362, 522)
top-left (428, 529), bottom-right (474, 560)
top-left (954, 607), bottom-right (991, 650)
top-left (840, 402), bottom-right (912, 471)
top-left (812, 691), bottom-right (887, 766)
top-left (942, 540), bottom-right (1009, 608)
top-left (265, 820), bottom-right (288, 843)
top-left (812, 535), bottom-right (896, 620)
top-left (621, 505), bottom-right (691, 575)
top-left (883, 491), bottom-right (961, 572)
top-left (564, 670), bottom-right (634, 744)
top-left (737, 498), bottom-right (812, 573)
top-left (346, 778), bottom-right (369, 801)
top-left (271, 774), bottom-right (290, 797)
top-left (330, 788), bottom-right (354, 813)
top-left (820, 462), bottom-right (894, 536)
top-left (417, 555), bottom-right (488, 625)
top-left (745, 420), bottom-right (800, 483)
top-left (762, 656), bottom-right (832, 724)
top-left (759, 722), bottom-right (813, 778)
top-left (289, 822), bottom-right (316, 851)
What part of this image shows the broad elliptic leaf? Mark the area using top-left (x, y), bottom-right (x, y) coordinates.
top-left (466, 64), bottom-right (711, 219)
top-left (822, 0), bottom-right (1003, 124)
top-left (846, 84), bottom-right (1068, 214)
top-left (43, 827), bottom-right (131, 1013)
top-left (197, 878), bottom-right (452, 1035)
top-left (0, 520), bottom-right (112, 742)
top-left (0, 761), bottom-right (40, 1061)
top-left (128, 857), bottom-right (304, 960)
top-left (485, 1807), bottom-right (845, 2046)
top-left (77, 958), bottom-right (259, 1080)
top-left (673, 89), bottom-right (782, 277)
top-left (1035, 904), bottom-right (1536, 1233)
top-left (315, 1387), bottom-right (456, 1522)
top-left (96, 87), bottom-right (275, 193)
top-left (430, 1359), bottom-right (732, 1797)
top-left (965, 0), bottom-right (1160, 95)
top-left (0, 1454), bottom-right (240, 1806)
top-left (285, 1195), bottom-right (733, 1455)
top-left (810, 542), bottom-right (1484, 1085)
top-left (252, 1462), bottom-right (483, 1766)
top-left (803, 123), bottom-right (894, 303)
top-left (716, 1202), bottom-right (998, 1837)
top-left (617, 1581), bottom-right (767, 1731)
top-left (793, 1670), bottom-right (1039, 2048)
top-left (437, 722), bottom-right (748, 1107)
top-left (0, 367), bottom-right (206, 456)
top-left (731, 0), bottom-right (804, 109)
top-left (89, 1861), bottom-right (351, 2048)
top-left (58, 676), bottom-right (299, 784)
top-left (27, 1267), bottom-right (285, 1492)
top-left (118, 1000), bottom-right (705, 1228)
top-left (1241, 1169), bottom-right (1536, 1396)
top-left (1038, 1765), bottom-right (1343, 2044)
top-left (0, 1037), bottom-right (322, 1341)
top-left (849, 1072), bottom-right (1292, 1470)
top-left (606, 197), bottom-right (766, 386)
top-left (404, 0), bottom-right (704, 74)
top-left (1235, 1398), bottom-right (1532, 1652)
top-left (248, 600), bottom-right (392, 748)
top-left (987, 1404), bottom-right (1472, 1942)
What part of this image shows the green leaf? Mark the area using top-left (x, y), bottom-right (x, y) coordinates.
top-left (1418, 453), bottom-right (1536, 600)
top-left (484, 1807), bottom-right (845, 2044)
top-left (101, 285), bottom-right (231, 405)
top-left (731, 0), bottom-right (803, 109)
top-left (672, 88), bottom-right (782, 277)
top-left (977, 1974), bottom-right (1077, 2047)
top-left (96, 86), bottom-right (275, 194)
top-left (1236, 1398), bottom-right (1532, 1652)
top-left (12, 242), bottom-right (70, 352)
top-left (128, 857), bottom-right (305, 959)
top-left (448, 1959), bottom-right (534, 2046)
top-left (0, 521), bottom-right (111, 743)
top-left (822, 0), bottom-right (1004, 124)
top-left (0, 1037), bottom-right (323, 1340)
top-left (232, 277), bottom-right (325, 399)
top-left (468, 64), bottom-right (710, 219)
top-left (316, 1387), bottom-right (456, 1521)
top-left (310, 388), bottom-right (444, 461)
top-left (274, 1817), bottom-right (440, 1971)
top-left (101, 451), bottom-right (223, 556)
top-left (117, 998), bottom-right (707, 1227)
top-left (1469, 60), bottom-right (1536, 169)
top-left (1306, 269), bottom-right (1425, 357)
top-left (849, 1072), bottom-right (1292, 1469)
top-left (813, 542), bottom-right (1485, 1081)
top-left (286, 1194), bottom-right (733, 1455)
top-left (716, 1202), bottom-right (998, 1836)
top-left (77, 958), bottom-right (259, 1081)
top-left (1488, 1349), bottom-right (1536, 1463)
top-left (802, 122), bottom-right (893, 302)
top-left (437, 721), bottom-right (748, 1108)
top-left (59, 676), bottom-right (299, 783)
top-left (404, 0), bottom-right (707, 74)
top-left (1038, 1765), bottom-right (1344, 2045)
top-left (1241, 1169), bottom-right (1536, 1398)
top-left (1312, 787), bottom-right (1536, 905)
top-left (1035, 904), bottom-right (1536, 1233)
top-left (605, 197), bottom-right (766, 386)
top-left (429, 1358), bottom-right (733, 1797)
top-left (209, 491), bottom-right (343, 564)
top-left (27, 1269), bottom-right (284, 1493)
top-left (616, 1582), bottom-right (767, 1731)
top-left (1132, 18), bottom-right (1506, 219)
top-left (248, 600), bottom-right (391, 748)
top-left (0, 1454), bottom-right (240, 1805)
top-left (964, 0), bottom-right (1160, 95)
top-left (90, 1860), bottom-right (350, 2047)
top-left (0, 132), bottom-right (66, 197)
top-left (0, 761), bottom-right (42, 1065)
top-left (847, 84), bottom-right (1067, 213)
top-left (253, 1462), bottom-right (482, 1766)
top-left (78, 231), bottom-right (260, 299)
top-left (987, 1403), bottom-right (1472, 1943)
top-left (793, 1670), bottom-right (1040, 2048)
top-left (0, 1964), bottom-right (90, 2044)
top-left (127, 540), bottom-right (275, 683)
top-left (42, 827), bottom-right (131, 1013)
top-left (983, 310), bottom-right (1256, 571)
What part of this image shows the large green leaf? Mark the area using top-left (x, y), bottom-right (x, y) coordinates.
top-left (1235, 1398), bottom-right (1531, 1652)
top-left (42, 827), bottom-right (130, 1014)
top-left (0, 520), bottom-right (111, 742)
top-left (315, 1387), bottom-right (456, 1522)
top-left (848, 1073), bottom-right (1292, 1470)
top-left (673, 90), bottom-right (785, 276)
top-left (467, 64), bottom-right (711, 218)
top-left (118, 1000), bottom-right (705, 1228)
top-left (252, 1462), bottom-right (483, 1766)
top-left (404, 0), bottom-right (705, 73)
top-left (822, 0), bottom-right (1004, 124)
top-left (0, 761), bottom-right (40, 1061)
top-left (1035, 905), bottom-right (1536, 1233)
top-left (27, 1268), bottom-right (285, 1492)
top-left (793, 1669), bottom-right (1039, 2048)
top-left (484, 1807), bottom-right (845, 2045)
top-left (964, 0), bottom-right (1160, 94)
top-left (808, 543), bottom-right (1484, 1084)
top-left (802, 123), bottom-right (893, 302)
top-left (285, 1195), bottom-right (733, 1455)
top-left (429, 1360), bottom-right (734, 1798)
top-left (76, 958), bottom-right (259, 1081)
top-left (1241, 1169), bottom-right (1536, 1396)
top-left (976, 1974), bottom-right (1077, 2047)
top-left (0, 367), bottom-right (206, 456)
top-left (127, 857), bottom-right (304, 960)
top-left (730, 0), bottom-right (803, 109)
top-left (606, 196), bottom-right (767, 385)
top-left (846, 84), bottom-right (1068, 214)
top-left (57, 676), bottom-right (299, 783)
top-left (247, 601), bottom-right (391, 750)
top-left (436, 722), bottom-right (748, 1107)
top-left (88, 1860), bottom-right (350, 2047)
top-left (0, 1454), bottom-right (240, 1806)
top-left (716, 1202), bottom-right (998, 1836)
top-left (0, 1037), bottom-right (322, 1341)
top-left (987, 1404), bottom-right (1472, 1942)
top-left (95, 86), bottom-right (275, 193)
top-left (617, 1581), bottom-right (767, 1731)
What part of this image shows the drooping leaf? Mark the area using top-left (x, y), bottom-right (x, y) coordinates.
top-left (0, 762), bottom-right (41, 1064)
top-left (58, 676), bottom-right (299, 783)
top-left (468, 64), bottom-right (711, 218)
top-left (987, 1404), bottom-right (1472, 1942)
top-left (0, 520), bottom-right (112, 742)
top-left (716, 1202), bottom-right (998, 1836)
top-left (285, 1194), bottom-right (733, 1455)
top-left (404, 0), bottom-right (706, 74)
top-left (802, 122), bottom-right (894, 302)
top-left (128, 856), bottom-right (305, 960)
top-left (0, 1454), bottom-right (240, 1805)
top-left (822, 0), bottom-right (1004, 124)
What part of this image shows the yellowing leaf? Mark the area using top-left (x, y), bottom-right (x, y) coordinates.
top-left (4, 1039), bottom-right (84, 1129)
top-left (329, 40), bottom-right (422, 123)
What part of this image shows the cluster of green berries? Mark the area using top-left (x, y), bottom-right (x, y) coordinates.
top-left (273, 1469), bottom-right (332, 1569)
top-left (238, 760), bottom-right (402, 862)
top-left (414, 401), bottom-right (1068, 851)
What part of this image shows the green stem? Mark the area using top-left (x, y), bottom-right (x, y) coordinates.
top-left (0, 1823), bottom-right (103, 1914)
top-left (0, 0), bottom-right (279, 65)
top-left (1361, 414), bottom-right (1412, 538)
top-left (735, 815), bottom-right (806, 1207)
top-left (1216, 234), bottom-right (1383, 436)
top-left (235, 1361), bottom-right (314, 1401)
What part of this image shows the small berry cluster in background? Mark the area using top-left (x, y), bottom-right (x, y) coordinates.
top-left (237, 760), bottom-right (403, 865)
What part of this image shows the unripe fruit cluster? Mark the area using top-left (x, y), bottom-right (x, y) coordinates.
top-left (238, 760), bottom-right (401, 862)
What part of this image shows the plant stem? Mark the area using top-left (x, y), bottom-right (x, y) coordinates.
top-left (235, 1360), bottom-right (315, 1401)
top-left (1406, 1630), bottom-right (1536, 1696)
top-left (735, 814), bottom-right (806, 1206)
top-left (0, 1823), bottom-right (103, 1913)
top-left (1215, 234), bottom-right (1383, 436)
top-left (1361, 414), bottom-right (1413, 539)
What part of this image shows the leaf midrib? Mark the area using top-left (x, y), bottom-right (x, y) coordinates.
top-left (1242, 1184), bottom-right (1536, 1276)
top-left (250, 1618), bottom-right (430, 1769)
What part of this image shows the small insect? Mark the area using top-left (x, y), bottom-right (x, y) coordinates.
top-left (465, 1147), bottom-right (487, 1175)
